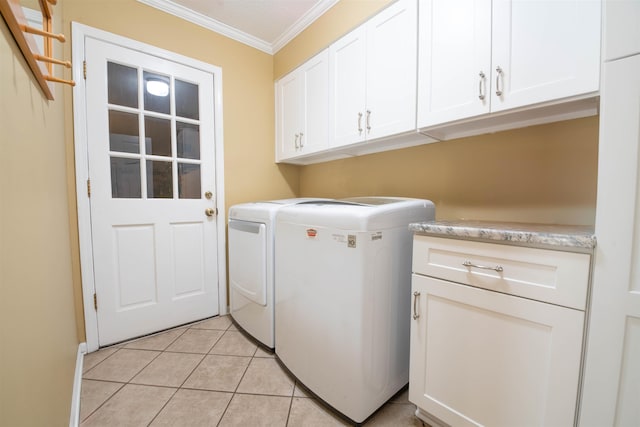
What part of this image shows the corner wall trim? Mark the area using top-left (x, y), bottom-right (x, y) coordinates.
top-left (69, 342), bottom-right (87, 427)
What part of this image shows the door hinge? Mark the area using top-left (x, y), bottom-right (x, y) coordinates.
top-left (83, 60), bottom-right (87, 80)
top-left (93, 293), bottom-right (98, 311)
top-left (87, 179), bottom-right (91, 197)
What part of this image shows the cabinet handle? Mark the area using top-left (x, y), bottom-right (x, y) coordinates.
top-left (294, 133), bottom-right (300, 149)
top-left (366, 110), bottom-right (371, 133)
top-left (478, 71), bottom-right (486, 100)
top-left (412, 291), bottom-right (420, 320)
top-left (299, 132), bottom-right (304, 148)
top-left (357, 112), bottom-right (363, 134)
top-left (462, 260), bottom-right (504, 273)
top-left (495, 66), bottom-right (504, 97)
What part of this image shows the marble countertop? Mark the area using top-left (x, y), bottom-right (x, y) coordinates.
top-left (409, 220), bottom-right (596, 250)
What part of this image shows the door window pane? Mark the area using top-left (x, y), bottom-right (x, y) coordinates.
top-left (178, 163), bottom-right (201, 199)
top-left (108, 62), bottom-right (138, 108)
top-left (143, 71), bottom-right (170, 114)
top-left (111, 157), bottom-right (141, 198)
top-left (175, 79), bottom-right (199, 120)
top-left (144, 116), bottom-right (172, 157)
top-left (147, 160), bottom-right (173, 198)
top-left (109, 110), bottom-right (140, 153)
top-left (176, 122), bottom-right (200, 160)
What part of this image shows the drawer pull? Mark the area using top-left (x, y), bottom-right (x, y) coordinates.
top-left (413, 291), bottom-right (420, 320)
top-left (463, 260), bottom-right (504, 273)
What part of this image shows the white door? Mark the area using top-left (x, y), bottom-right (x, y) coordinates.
top-left (328, 25), bottom-right (366, 148)
top-left (365, 0), bottom-right (417, 140)
top-left (409, 274), bottom-right (584, 427)
top-left (490, 0), bottom-right (600, 112)
top-left (85, 37), bottom-right (220, 346)
top-left (417, 0), bottom-right (491, 127)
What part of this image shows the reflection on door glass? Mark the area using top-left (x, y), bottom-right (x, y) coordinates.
top-left (108, 62), bottom-right (138, 108)
top-left (144, 116), bottom-right (172, 157)
top-left (176, 122), bottom-right (200, 160)
top-left (147, 160), bottom-right (173, 198)
top-left (109, 110), bottom-right (140, 153)
top-left (144, 71), bottom-right (170, 114)
top-left (111, 157), bottom-right (141, 198)
top-left (175, 79), bottom-right (199, 120)
top-left (178, 163), bottom-right (201, 199)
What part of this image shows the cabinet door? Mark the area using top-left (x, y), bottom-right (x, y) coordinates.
top-left (366, 0), bottom-right (418, 140)
top-left (491, 0), bottom-right (600, 112)
top-left (300, 49), bottom-right (329, 155)
top-left (328, 25), bottom-right (366, 148)
top-left (603, 0), bottom-right (640, 61)
top-left (580, 54), bottom-right (640, 427)
top-left (409, 274), bottom-right (584, 427)
top-left (417, 0), bottom-right (491, 128)
top-left (275, 71), bottom-right (302, 161)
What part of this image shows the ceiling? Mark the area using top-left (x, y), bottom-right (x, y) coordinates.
top-left (137, 0), bottom-right (339, 55)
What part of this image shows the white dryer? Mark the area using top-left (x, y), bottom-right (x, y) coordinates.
top-left (228, 198), bottom-right (329, 348)
top-left (274, 197), bottom-right (435, 423)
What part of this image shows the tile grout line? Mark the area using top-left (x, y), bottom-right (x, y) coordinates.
top-left (80, 320), bottom-right (209, 425)
top-left (79, 380), bottom-right (126, 424)
top-left (138, 327), bottom-right (204, 426)
top-left (144, 322), bottom-right (232, 426)
top-left (83, 316), bottom-right (309, 426)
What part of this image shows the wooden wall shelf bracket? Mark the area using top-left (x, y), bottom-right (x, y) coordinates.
top-left (0, 0), bottom-right (74, 100)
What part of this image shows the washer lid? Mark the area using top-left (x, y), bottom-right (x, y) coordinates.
top-left (276, 197), bottom-right (436, 231)
top-left (229, 198), bottom-right (332, 221)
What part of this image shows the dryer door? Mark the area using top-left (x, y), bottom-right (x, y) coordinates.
top-left (229, 219), bottom-right (267, 305)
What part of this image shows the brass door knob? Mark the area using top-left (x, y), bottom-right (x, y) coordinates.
top-left (205, 208), bottom-right (216, 217)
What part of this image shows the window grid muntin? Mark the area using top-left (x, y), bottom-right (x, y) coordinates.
top-left (107, 61), bottom-right (203, 200)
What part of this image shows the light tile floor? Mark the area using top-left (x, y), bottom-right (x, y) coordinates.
top-left (80, 315), bottom-right (426, 426)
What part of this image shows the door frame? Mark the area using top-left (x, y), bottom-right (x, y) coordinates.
top-left (71, 22), bottom-right (227, 352)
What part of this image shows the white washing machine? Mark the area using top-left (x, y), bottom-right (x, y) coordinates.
top-left (228, 198), bottom-right (330, 349)
top-left (274, 197), bottom-right (436, 423)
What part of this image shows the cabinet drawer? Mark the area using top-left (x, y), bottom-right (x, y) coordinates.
top-left (412, 235), bottom-right (590, 310)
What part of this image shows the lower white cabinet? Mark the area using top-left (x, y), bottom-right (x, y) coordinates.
top-left (409, 235), bottom-right (588, 427)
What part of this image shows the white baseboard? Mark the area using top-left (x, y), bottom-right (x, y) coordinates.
top-left (69, 342), bottom-right (87, 427)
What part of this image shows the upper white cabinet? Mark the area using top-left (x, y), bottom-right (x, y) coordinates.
top-left (417, 0), bottom-right (492, 127)
top-left (603, 0), bottom-right (640, 61)
top-left (329, 0), bottom-right (417, 148)
top-left (275, 49), bottom-right (329, 162)
top-left (417, 0), bottom-right (601, 136)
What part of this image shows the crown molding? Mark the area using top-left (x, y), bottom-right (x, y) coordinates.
top-left (138, 0), bottom-right (338, 55)
top-left (272, 0), bottom-right (339, 54)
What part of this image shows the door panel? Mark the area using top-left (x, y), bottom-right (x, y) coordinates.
top-left (171, 222), bottom-right (205, 298)
top-left (85, 37), bottom-right (219, 346)
top-left (113, 225), bottom-right (156, 309)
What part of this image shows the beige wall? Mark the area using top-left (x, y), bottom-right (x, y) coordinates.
top-left (274, 0), bottom-right (392, 78)
top-left (0, 7), bottom-right (78, 426)
top-left (299, 117), bottom-right (599, 224)
top-left (275, 0), bottom-right (599, 226)
top-left (61, 0), bottom-right (301, 340)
